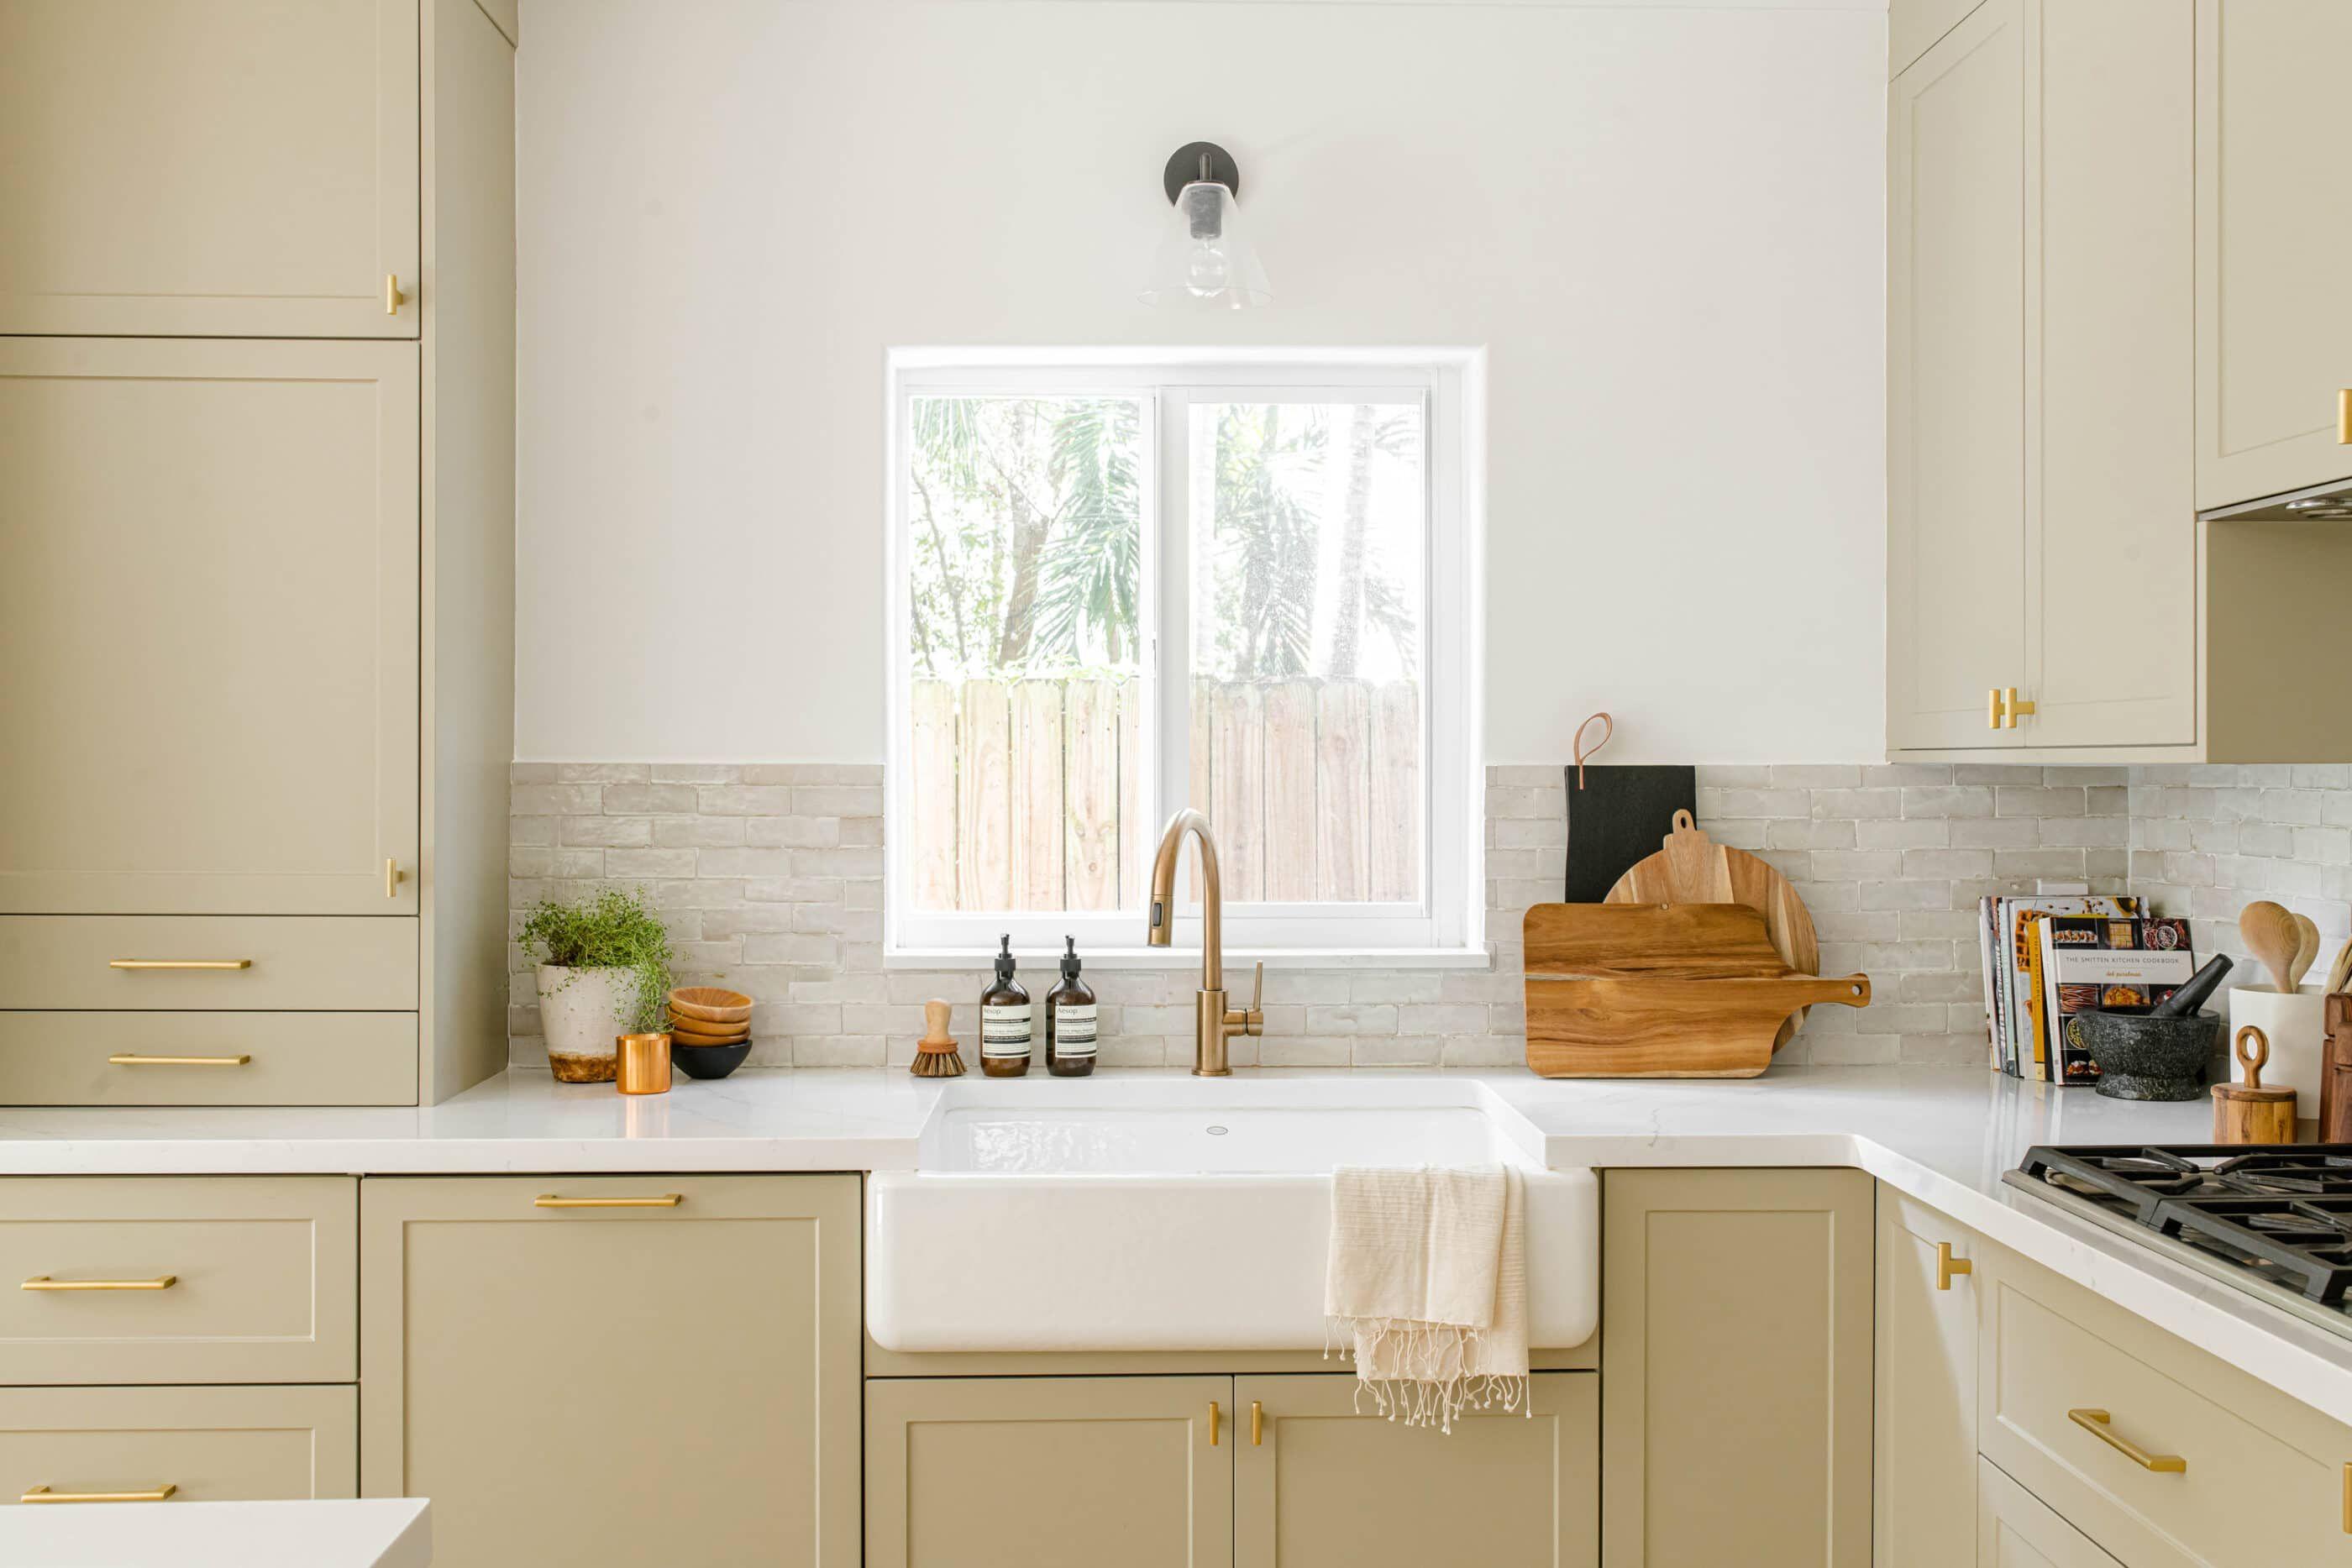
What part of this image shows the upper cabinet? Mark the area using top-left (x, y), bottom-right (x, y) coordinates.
top-left (1889, 0), bottom-right (2195, 754)
top-left (1887, 0), bottom-right (2029, 750)
top-left (0, 0), bottom-right (420, 338)
top-left (2193, 0), bottom-right (2352, 510)
top-left (1887, 0), bottom-right (2352, 761)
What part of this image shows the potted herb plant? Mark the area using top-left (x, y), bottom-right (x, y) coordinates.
top-left (520, 887), bottom-right (675, 1083)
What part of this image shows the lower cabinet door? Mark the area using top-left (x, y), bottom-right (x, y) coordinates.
top-left (1233, 1371), bottom-right (1598, 1568)
top-left (360, 1175), bottom-right (860, 1568)
top-left (1978, 1458), bottom-right (2124, 1568)
top-left (865, 1375), bottom-right (1231, 1568)
top-left (1877, 1190), bottom-right (1981, 1568)
top-left (0, 1385), bottom-right (356, 1506)
top-left (1602, 1167), bottom-right (1875, 1568)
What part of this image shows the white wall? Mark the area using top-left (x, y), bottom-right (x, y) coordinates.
top-left (516, 0), bottom-right (1887, 764)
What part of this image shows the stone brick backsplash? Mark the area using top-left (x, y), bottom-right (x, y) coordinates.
top-left (2128, 764), bottom-right (2352, 990)
top-left (508, 760), bottom-right (2160, 1070)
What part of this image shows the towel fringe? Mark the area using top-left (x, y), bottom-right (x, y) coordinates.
top-left (1326, 1315), bottom-right (1530, 1433)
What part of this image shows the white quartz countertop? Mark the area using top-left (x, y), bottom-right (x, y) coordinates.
top-left (11, 1065), bottom-right (2352, 1429)
top-left (0, 1498), bottom-right (428, 1567)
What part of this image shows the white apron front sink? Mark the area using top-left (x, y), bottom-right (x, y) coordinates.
top-left (866, 1079), bottom-right (1599, 1352)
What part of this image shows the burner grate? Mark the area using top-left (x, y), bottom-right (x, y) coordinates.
top-left (2016, 1144), bottom-right (2352, 1307)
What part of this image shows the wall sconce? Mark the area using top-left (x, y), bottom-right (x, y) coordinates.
top-left (1139, 141), bottom-right (1272, 310)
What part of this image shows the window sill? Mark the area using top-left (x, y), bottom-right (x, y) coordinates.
top-left (882, 947), bottom-right (1493, 973)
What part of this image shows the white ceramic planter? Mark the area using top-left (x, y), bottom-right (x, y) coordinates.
top-left (2227, 982), bottom-right (2327, 1117)
top-left (536, 965), bottom-right (638, 1083)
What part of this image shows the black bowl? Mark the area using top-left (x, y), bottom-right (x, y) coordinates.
top-left (2067, 1010), bottom-right (2219, 1101)
top-left (670, 1040), bottom-right (751, 1080)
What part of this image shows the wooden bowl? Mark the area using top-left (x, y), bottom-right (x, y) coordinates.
top-left (667, 987), bottom-right (753, 1025)
top-left (667, 1016), bottom-right (749, 1046)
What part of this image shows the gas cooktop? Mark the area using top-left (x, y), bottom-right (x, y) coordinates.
top-left (2007, 1144), bottom-right (2352, 1338)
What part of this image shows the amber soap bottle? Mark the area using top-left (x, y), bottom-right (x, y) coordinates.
top-left (979, 935), bottom-right (1032, 1077)
top-left (1046, 936), bottom-right (1097, 1078)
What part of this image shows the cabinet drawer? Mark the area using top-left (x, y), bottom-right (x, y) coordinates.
top-left (0, 1177), bottom-right (357, 1385)
top-left (0, 1013), bottom-right (416, 1107)
top-left (0, 1385), bottom-right (355, 1506)
top-left (1978, 1246), bottom-right (2352, 1565)
top-left (0, 917), bottom-right (416, 1011)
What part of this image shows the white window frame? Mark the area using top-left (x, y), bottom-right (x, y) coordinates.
top-left (883, 347), bottom-right (1485, 967)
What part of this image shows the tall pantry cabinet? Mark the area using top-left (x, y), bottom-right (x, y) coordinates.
top-left (0, 0), bottom-right (516, 1105)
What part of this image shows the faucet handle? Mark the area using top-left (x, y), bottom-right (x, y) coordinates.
top-left (1245, 961), bottom-right (1264, 1035)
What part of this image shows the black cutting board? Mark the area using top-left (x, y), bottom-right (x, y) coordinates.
top-left (1562, 765), bottom-right (1698, 904)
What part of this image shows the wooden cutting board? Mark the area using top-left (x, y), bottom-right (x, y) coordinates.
top-left (1604, 810), bottom-right (1822, 1049)
top-left (1522, 901), bottom-right (1871, 1078)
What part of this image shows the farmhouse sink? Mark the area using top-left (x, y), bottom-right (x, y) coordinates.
top-left (865, 1078), bottom-right (1599, 1352)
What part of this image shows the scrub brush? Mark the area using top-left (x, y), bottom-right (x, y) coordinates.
top-left (909, 999), bottom-right (966, 1078)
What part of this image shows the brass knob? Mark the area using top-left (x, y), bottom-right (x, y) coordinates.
top-left (2339, 389), bottom-right (2351, 445)
top-left (1987, 688), bottom-right (2002, 730)
top-left (1209, 1401), bottom-right (1220, 1446)
top-left (1251, 1400), bottom-right (1264, 1445)
top-left (386, 273), bottom-right (404, 315)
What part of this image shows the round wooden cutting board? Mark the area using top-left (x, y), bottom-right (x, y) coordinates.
top-left (1604, 810), bottom-right (1824, 1050)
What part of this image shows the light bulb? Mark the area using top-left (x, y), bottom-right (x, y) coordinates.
top-left (1185, 240), bottom-right (1231, 296)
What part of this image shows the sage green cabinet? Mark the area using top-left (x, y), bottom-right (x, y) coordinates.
top-left (1235, 1372), bottom-right (1597, 1568)
top-left (866, 1371), bottom-right (1597, 1568)
top-left (1876, 1190), bottom-right (1980, 1568)
top-left (1889, 0), bottom-right (2197, 755)
top-left (865, 1375), bottom-right (1231, 1568)
top-left (360, 1175), bottom-right (860, 1568)
top-left (1601, 1167), bottom-right (1874, 1568)
top-left (0, 0), bottom-right (421, 338)
top-left (2193, 0), bottom-right (2352, 509)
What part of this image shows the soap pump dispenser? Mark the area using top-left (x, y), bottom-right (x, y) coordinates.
top-left (979, 935), bottom-right (1032, 1078)
top-left (1046, 936), bottom-right (1097, 1078)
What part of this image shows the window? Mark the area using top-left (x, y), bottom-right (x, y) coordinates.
top-left (885, 350), bottom-right (1481, 960)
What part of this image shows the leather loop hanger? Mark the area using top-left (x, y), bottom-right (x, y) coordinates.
top-left (1572, 711), bottom-right (1614, 789)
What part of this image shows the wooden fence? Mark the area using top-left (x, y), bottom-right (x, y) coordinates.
top-left (907, 677), bottom-right (1422, 911)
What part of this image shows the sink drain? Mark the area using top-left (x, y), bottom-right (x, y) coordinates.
top-left (1205, 1125), bottom-right (1228, 1136)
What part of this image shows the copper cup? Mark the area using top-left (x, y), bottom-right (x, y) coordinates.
top-left (616, 1032), bottom-right (672, 1095)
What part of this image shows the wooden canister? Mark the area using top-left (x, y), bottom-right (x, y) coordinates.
top-left (2213, 1025), bottom-right (2296, 1144)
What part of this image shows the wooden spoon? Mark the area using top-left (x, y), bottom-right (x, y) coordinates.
top-left (2240, 900), bottom-right (2302, 993)
top-left (2290, 914), bottom-right (2323, 992)
top-left (2326, 936), bottom-right (2352, 998)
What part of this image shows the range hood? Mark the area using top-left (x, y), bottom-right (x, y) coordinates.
top-left (2201, 475), bottom-right (2352, 522)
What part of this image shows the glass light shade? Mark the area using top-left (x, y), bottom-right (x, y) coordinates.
top-left (1139, 181), bottom-right (1272, 310)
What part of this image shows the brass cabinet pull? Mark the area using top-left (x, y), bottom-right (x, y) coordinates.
top-left (1935, 1242), bottom-right (1972, 1290)
top-left (108, 1054), bottom-right (249, 1067)
top-left (2339, 389), bottom-right (2351, 445)
top-left (108, 959), bottom-right (250, 971)
top-left (2067, 1408), bottom-right (2186, 1472)
top-left (533, 1193), bottom-right (682, 1209)
top-left (23, 1484), bottom-right (177, 1503)
top-left (1251, 1400), bottom-right (1264, 1445)
top-left (2002, 688), bottom-right (2038, 727)
top-left (1987, 688), bottom-right (2001, 730)
top-left (386, 273), bottom-right (403, 314)
top-left (1208, 1401), bottom-right (1219, 1446)
top-left (23, 1275), bottom-right (177, 1292)
top-left (2342, 1461), bottom-right (2350, 1534)
top-left (386, 857), bottom-right (402, 899)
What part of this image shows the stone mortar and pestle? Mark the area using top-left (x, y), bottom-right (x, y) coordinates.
top-left (2071, 954), bottom-right (2233, 1101)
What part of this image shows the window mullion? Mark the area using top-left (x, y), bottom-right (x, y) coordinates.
top-left (1155, 385), bottom-right (1194, 920)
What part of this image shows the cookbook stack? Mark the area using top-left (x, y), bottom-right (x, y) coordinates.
top-left (1976, 890), bottom-right (2196, 1086)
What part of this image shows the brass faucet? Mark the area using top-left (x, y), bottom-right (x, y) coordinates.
top-left (1144, 809), bottom-right (1263, 1076)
